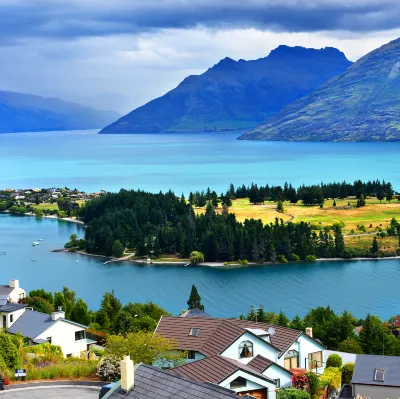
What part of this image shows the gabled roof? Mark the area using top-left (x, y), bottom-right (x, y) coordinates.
top-left (156, 316), bottom-right (304, 357)
top-left (108, 363), bottom-right (238, 399)
top-left (169, 355), bottom-right (276, 385)
top-left (0, 286), bottom-right (14, 296)
top-left (248, 354), bottom-right (293, 375)
top-left (7, 309), bottom-right (88, 339)
top-left (0, 303), bottom-right (27, 313)
top-left (352, 354), bottom-right (400, 387)
top-left (180, 308), bottom-right (212, 318)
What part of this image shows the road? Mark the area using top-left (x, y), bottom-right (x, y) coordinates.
top-left (1, 386), bottom-right (99, 398)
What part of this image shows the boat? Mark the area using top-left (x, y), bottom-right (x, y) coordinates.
top-left (32, 241), bottom-right (40, 246)
top-left (38, 239), bottom-right (43, 241)
top-left (76, 260), bottom-right (79, 263)
top-left (31, 259), bottom-right (36, 262)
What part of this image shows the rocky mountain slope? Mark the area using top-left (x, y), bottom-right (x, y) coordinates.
top-left (239, 38), bottom-right (400, 142)
top-left (100, 46), bottom-right (352, 134)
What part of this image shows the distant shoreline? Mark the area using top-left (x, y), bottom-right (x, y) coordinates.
top-left (55, 248), bottom-right (400, 268)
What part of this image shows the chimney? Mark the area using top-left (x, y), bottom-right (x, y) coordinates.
top-left (51, 306), bottom-right (66, 321)
top-left (306, 327), bottom-right (313, 338)
top-left (120, 355), bottom-right (134, 392)
top-left (9, 279), bottom-right (19, 288)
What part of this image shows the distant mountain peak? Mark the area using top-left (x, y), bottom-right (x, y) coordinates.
top-left (239, 37), bottom-right (400, 142)
top-left (268, 45), bottom-right (347, 59)
top-left (99, 45), bottom-right (352, 134)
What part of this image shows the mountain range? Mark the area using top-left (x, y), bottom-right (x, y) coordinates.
top-left (239, 38), bottom-right (400, 142)
top-left (0, 91), bottom-right (120, 133)
top-left (99, 46), bottom-right (352, 134)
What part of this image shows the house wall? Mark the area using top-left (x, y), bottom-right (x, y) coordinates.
top-left (221, 332), bottom-right (279, 365)
top-left (8, 286), bottom-right (26, 303)
top-left (35, 320), bottom-right (88, 357)
top-left (324, 350), bottom-right (356, 365)
top-left (263, 364), bottom-right (292, 388)
top-left (220, 369), bottom-right (277, 399)
top-left (186, 351), bottom-right (206, 363)
top-left (353, 384), bottom-right (400, 399)
top-left (1, 308), bottom-right (26, 328)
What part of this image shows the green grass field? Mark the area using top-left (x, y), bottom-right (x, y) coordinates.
top-left (32, 203), bottom-right (59, 210)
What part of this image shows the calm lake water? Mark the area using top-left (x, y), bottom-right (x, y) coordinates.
top-left (1, 130), bottom-right (400, 319)
top-left (1, 130), bottom-right (400, 193)
top-left (1, 213), bottom-right (400, 320)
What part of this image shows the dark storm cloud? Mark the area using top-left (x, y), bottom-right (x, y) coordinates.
top-left (1, 0), bottom-right (400, 44)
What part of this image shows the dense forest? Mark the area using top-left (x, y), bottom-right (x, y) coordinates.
top-left (72, 180), bottom-right (398, 261)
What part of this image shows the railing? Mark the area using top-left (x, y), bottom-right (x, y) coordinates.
top-left (304, 358), bottom-right (326, 374)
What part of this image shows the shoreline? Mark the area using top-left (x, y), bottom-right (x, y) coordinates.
top-left (56, 248), bottom-right (400, 268)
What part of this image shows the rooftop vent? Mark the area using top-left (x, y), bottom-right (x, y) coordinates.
top-left (189, 328), bottom-right (200, 336)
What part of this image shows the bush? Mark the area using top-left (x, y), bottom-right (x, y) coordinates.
top-left (112, 240), bottom-right (124, 258)
top-left (320, 367), bottom-right (341, 390)
top-left (22, 343), bottom-right (63, 364)
top-left (96, 355), bottom-right (121, 381)
top-left (306, 372), bottom-right (320, 399)
top-left (341, 363), bottom-right (354, 384)
top-left (277, 389), bottom-right (310, 399)
top-left (190, 251), bottom-right (204, 264)
top-left (0, 330), bottom-right (22, 369)
top-left (305, 255), bottom-right (317, 262)
top-left (0, 354), bottom-right (8, 373)
top-left (326, 354), bottom-right (342, 368)
top-left (277, 254), bottom-right (288, 263)
top-left (291, 254), bottom-right (301, 262)
top-left (292, 371), bottom-right (308, 390)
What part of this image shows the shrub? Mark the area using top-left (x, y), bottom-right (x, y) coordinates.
top-left (22, 343), bottom-right (63, 364)
top-left (291, 254), bottom-right (300, 262)
top-left (0, 354), bottom-right (8, 373)
top-left (292, 371), bottom-right (308, 390)
top-left (277, 254), bottom-right (288, 263)
top-left (326, 354), bottom-right (342, 368)
top-left (305, 371), bottom-right (320, 399)
top-left (238, 259), bottom-right (248, 265)
top-left (97, 355), bottom-right (121, 381)
top-left (305, 255), bottom-right (317, 262)
top-left (321, 367), bottom-right (341, 390)
top-left (190, 251), bottom-right (204, 264)
top-left (341, 363), bottom-right (354, 384)
top-left (0, 330), bottom-right (22, 369)
top-left (277, 389), bottom-right (310, 399)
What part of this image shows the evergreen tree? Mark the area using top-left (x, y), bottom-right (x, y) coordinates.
top-left (289, 315), bottom-right (305, 331)
top-left (70, 298), bottom-right (91, 325)
top-left (187, 285), bottom-right (204, 311)
top-left (256, 305), bottom-right (266, 323)
top-left (112, 240), bottom-right (124, 258)
top-left (371, 236), bottom-right (379, 255)
top-left (334, 224), bottom-right (345, 257)
top-left (277, 310), bottom-right (290, 327)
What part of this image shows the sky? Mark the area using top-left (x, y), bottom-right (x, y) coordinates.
top-left (1, 0), bottom-right (400, 113)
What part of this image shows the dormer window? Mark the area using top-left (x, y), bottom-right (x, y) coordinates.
top-left (189, 328), bottom-right (200, 337)
top-left (374, 369), bottom-right (385, 382)
top-left (230, 377), bottom-right (247, 389)
top-left (239, 340), bottom-right (253, 358)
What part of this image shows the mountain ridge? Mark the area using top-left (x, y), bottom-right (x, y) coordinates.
top-left (99, 45), bottom-right (352, 134)
top-left (239, 38), bottom-right (400, 142)
top-left (0, 90), bottom-right (120, 133)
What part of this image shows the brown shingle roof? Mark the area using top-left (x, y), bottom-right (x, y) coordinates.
top-left (169, 355), bottom-right (276, 385)
top-left (248, 354), bottom-right (293, 376)
top-left (156, 316), bottom-right (302, 357)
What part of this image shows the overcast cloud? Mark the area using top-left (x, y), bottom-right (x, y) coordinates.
top-left (1, 0), bottom-right (400, 113)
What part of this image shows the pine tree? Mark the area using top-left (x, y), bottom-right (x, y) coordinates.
top-left (334, 224), bottom-right (345, 257)
top-left (289, 315), bottom-right (305, 331)
top-left (277, 310), bottom-right (290, 327)
top-left (187, 285), bottom-right (204, 310)
top-left (257, 304), bottom-right (266, 323)
top-left (371, 236), bottom-right (379, 255)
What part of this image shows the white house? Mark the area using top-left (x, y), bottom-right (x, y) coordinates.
top-left (7, 307), bottom-right (96, 357)
top-left (0, 279), bottom-right (26, 304)
top-left (156, 314), bottom-right (325, 399)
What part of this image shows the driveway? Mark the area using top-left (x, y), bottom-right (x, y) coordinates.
top-left (1, 385), bottom-right (99, 398)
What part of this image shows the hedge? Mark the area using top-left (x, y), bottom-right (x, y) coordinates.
top-left (320, 367), bottom-right (342, 390)
top-left (326, 354), bottom-right (342, 368)
top-left (341, 363), bottom-right (355, 384)
top-left (277, 389), bottom-right (310, 399)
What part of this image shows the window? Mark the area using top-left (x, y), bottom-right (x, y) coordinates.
top-left (187, 350), bottom-right (196, 360)
top-left (274, 379), bottom-right (281, 388)
top-left (75, 330), bottom-right (86, 341)
top-left (230, 377), bottom-right (247, 389)
top-left (374, 369), bottom-right (385, 382)
top-left (47, 337), bottom-right (52, 344)
top-left (239, 341), bottom-right (253, 359)
top-left (284, 349), bottom-right (299, 370)
top-left (10, 314), bottom-right (13, 323)
top-left (308, 351), bottom-right (323, 370)
top-left (189, 328), bottom-right (200, 337)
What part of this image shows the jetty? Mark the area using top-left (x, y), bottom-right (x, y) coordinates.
top-left (0, 251), bottom-right (6, 255)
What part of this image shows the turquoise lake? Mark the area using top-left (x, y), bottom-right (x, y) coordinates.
top-left (1, 213), bottom-right (400, 320)
top-left (1, 130), bottom-right (400, 319)
top-left (1, 130), bottom-right (400, 193)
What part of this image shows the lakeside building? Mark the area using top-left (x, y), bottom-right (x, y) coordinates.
top-left (0, 279), bottom-right (95, 357)
top-left (155, 311), bottom-right (326, 399)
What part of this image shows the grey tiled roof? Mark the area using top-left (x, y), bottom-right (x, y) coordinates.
top-left (108, 364), bottom-right (238, 399)
top-left (0, 286), bottom-right (13, 296)
top-left (0, 303), bottom-right (27, 313)
top-left (352, 354), bottom-right (400, 387)
top-left (7, 309), bottom-right (56, 339)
